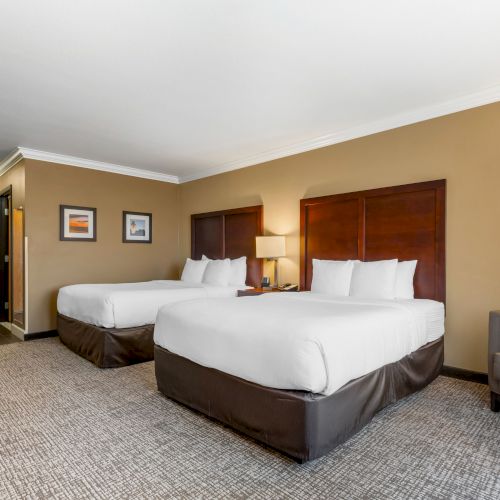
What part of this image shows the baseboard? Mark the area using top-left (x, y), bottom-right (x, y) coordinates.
top-left (441, 365), bottom-right (488, 385)
top-left (24, 330), bottom-right (58, 341)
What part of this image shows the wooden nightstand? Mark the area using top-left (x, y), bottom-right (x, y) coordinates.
top-left (237, 287), bottom-right (296, 297)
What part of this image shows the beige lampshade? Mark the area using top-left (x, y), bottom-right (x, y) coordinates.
top-left (256, 236), bottom-right (286, 258)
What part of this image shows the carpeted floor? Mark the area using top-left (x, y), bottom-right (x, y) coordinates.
top-left (0, 339), bottom-right (499, 499)
top-left (0, 325), bottom-right (20, 346)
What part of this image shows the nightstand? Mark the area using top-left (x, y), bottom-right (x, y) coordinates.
top-left (237, 287), bottom-right (283, 297)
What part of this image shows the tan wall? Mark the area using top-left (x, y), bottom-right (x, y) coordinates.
top-left (25, 160), bottom-right (181, 332)
top-left (180, 102), bottom-right (500, 373)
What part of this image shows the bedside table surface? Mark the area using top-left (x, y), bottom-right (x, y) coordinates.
top-left (237, 287), bottom-right (297, 297)
top-left (248, 287), bottom-right (282, 293)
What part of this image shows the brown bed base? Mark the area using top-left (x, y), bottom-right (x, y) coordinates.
top-left (155, 337), bottom-right (443, 463)
top-left (58, 314), bottom-right (154, 368)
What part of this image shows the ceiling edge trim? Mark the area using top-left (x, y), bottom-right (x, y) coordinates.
top-left (0, 149), bottom-right (24, 177)
top-left (179, 83), bottom-right (500, 183)
top-left (1, 83), bottom-right (499, 184)
top-left (0, 147), bottom-right (180, 184)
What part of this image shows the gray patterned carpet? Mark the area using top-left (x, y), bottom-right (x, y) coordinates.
top-left (0, 339), bottom-right (499, 499)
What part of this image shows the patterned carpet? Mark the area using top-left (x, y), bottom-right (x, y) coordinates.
top-left (0, 339), bottom-right (499, 499)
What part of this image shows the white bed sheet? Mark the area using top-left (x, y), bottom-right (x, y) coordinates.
top-left (57, 280), bottom-right (243, 328)
top-left (154, 292), bottom-right (445, 396)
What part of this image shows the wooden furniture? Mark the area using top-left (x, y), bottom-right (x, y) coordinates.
top-left (489, 311), bottom-right (500, 412)
top-left (155, 179), bottom-right (446, 462)
top-left (237, 287), bottom-right (284, 297)
top-left (300, 179), bottom-right (446, 302)
top-left (191, 205), bottom-right (263, 287)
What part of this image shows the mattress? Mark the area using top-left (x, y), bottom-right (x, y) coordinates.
top-left (154, 292), bottom-right (445, 395)
top-left (57, 280), bottom-right (243, 328)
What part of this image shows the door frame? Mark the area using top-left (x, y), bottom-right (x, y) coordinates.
top-left (11, 205), bottom-right (25, 330)
top-left (0, 184), bottom-right (25, 330)
top-left (0, 185), bottom-right (12, 323)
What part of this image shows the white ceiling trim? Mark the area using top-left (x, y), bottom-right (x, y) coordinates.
top-left (1, 83), bottom-right (499, 185)
top-left (179, 83), bottom-right (500, 183)
top-left (0, 149), bottom-right (25, 177)
top-left (0, 147), bottom-right (180, 184)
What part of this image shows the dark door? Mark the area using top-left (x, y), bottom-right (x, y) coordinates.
top-left (0, 195), bottom-right (10, 322)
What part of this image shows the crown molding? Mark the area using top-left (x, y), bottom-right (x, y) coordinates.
top-left (179, 83), bottom-right (500, 183)
top-left (0, 148), bottom-right (25, 177)
top-left (0, 147), bottom-right (180, 184)
top-left (2, 84), bottom-right (500, 184)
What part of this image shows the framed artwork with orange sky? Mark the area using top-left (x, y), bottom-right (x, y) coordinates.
top-left (60, 205), bottom-right (96, 241)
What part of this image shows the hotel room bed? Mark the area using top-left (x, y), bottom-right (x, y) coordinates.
top-left (154, 293), bottom-right (444, 395)
top-left (153, 180), bottom-right (447, 462)
top-left (57, 281), bottom-right (244, 368)
top-left (58, 280), bottom-right (243, 329)
top-left (154, 293), bottom-right (444, 462)
top-left (57, 204), bottom-right (264, 368)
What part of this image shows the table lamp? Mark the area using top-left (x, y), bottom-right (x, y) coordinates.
top-left (255, 235), bottom-right (286, 288)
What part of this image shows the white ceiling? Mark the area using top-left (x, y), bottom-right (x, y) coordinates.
top-left (1, 0), bottom-right (500, 183)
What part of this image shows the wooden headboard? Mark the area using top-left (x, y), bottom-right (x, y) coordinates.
top-left (191, 205), bottom-right (263, 287)
top-left (300, 180), bottom-right (446, 302)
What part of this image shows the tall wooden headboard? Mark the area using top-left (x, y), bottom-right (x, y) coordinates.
top-left (300, 180), bottom-right (446, 302)
top-left (191, 205), bottom-right (263, 287)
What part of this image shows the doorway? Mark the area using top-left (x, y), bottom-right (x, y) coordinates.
top-left (0, 185), bottom-right (24, 342)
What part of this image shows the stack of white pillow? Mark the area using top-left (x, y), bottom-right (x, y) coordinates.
top-left (180, 255), bottom-right (247, 288)
top-left (311, 259), bottom-right (417, 300)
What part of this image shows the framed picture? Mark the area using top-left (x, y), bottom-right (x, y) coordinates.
top-left (60, 205), bottom-right (96, 241)
top-left (122, 211), bottom-right (152, 243)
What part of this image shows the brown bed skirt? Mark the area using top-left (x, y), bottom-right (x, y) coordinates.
top-left (155, 337), bottom-right (443, 462)
top-left (58, 314), bottom-right (154, 368)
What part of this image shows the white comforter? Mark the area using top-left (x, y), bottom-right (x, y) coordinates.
top-left (57, 280), bottom-right (243, 328)
top-left (154, 292), bottom-right (445, 395)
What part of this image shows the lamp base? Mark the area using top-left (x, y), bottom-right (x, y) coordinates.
top-left (272, 258), bottom-right (279, 288)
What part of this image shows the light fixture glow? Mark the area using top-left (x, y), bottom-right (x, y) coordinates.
top-left (255, 236), bottom-right (286, 259)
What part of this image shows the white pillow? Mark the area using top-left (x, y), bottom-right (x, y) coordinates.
top-left (349, 259), bottom-right (398, 299)
top-left (229, 256), bottom-right (247, 286)
top-left (395, 260), bottom-right (417, 299)
top-left (311, 259), bottom-right (354, 296)
top-left (181, 258), bottom-right (208, 284)
top-left (203, 255), bottom-right (247, 286)
top-left (202, 258), bottom-right (232, 286)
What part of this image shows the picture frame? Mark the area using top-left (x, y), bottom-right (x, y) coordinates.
top-left (122, 211), bottom-right (152, 243)
top-left (60, 205), bottom-right (97, 242)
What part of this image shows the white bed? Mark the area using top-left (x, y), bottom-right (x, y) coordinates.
top-left (57, 280), bottom-right (244, 328)
top-left (154, 292), bottom-right (444, 396)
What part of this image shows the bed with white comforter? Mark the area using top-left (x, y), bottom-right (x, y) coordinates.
top-left (154, 292), bottom-right (444, 395)
top-left (58, 280), bottom-right (243, 328)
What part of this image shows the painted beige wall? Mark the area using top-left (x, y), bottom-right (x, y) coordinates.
top-left (25, 160), bottom-right (181, 333)
top-left (180, 102), bottom-right (500, 373)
